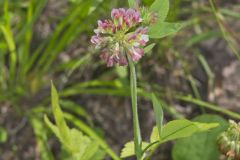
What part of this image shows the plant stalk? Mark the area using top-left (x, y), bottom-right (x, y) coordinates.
top-left (209, 0), bottom-right (240, 62)
top-left (127, 55), bottom-right (142, 159)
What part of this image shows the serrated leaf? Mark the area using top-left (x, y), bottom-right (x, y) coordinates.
top-left (149, 21), bottom-right (182, 39)
top-left (151, 93), bottom-right (164, 139)
top-left (150, 119), bottom-right (219, 143)
top-left (120, 141), bottom-right (149, 158)
top-left (68, 128), bottom-right (105, 160)
top-left (31, 117), bottom-right (54, 160)
top-left (44, 115), bottom-right (63, 144)
top-left (64, 113), bottom-right (117, 160)
top-left (45, 116), bottom-right (105, 160)
top-left (51, 82), bottom-right (70, 143)
top-left (172, 114), bottom-right (228, 160)
top-left (86, 149), bottom-right (105, 160)
top-left (69, 128), bottom-right (91, 153)
top-left (80, 141), bottom-right (102, 160)
top-left (46, 84), bottom-right (105, 160)
top-left (44, 115), bottom-right (74, 152)
top-left (150, 0), bottom-right (169, 22)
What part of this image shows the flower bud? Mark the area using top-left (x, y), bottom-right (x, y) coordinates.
top-left (139, 7), bottom-right (158, 25)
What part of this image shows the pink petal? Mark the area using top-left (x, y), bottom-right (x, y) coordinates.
top-left (107, 56), bottom-right (114, 67)
top-left (130, 47), bottom-right (144, 61)
top-left (100, 50), bottom-right (109, 61)
top-left (91, 35), bottom-right (101, 44)
top-left (127, 33), bottom-right (137, 41)
top-left (111, 9), bottom-right (119, 19)
top-left (132, 53), bottom-right (141, 61)
top-left (119, 56), bottom-right (128, 66)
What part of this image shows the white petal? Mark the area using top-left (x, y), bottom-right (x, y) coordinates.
top-left (141, 34), bottom-right (149, 42)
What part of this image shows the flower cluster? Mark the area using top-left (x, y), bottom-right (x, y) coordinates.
top-left (91, 8), bottom-right (151, 67)
top-left (218, 120), bottom-right (240, 159)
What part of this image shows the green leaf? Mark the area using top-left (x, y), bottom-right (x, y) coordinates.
top-left (44, 114), bottom-right (74, 152)
top-left (116, 66), bottom-right (127, 78)
top-left (65, 128), bottom-right (105, 160)
top-left (44, 115), bottom-right (64, 144)
top-left (84, 149), bottom-right (105, 160)
top-left (64, 113), bottom-right (120, 160)
top-left (151, 93), bottom-right (164, 139)
top-left (82, 142), bottom-right (99, 160)
top-left (45, 111), bottom-right (105, 160)
top-left (30, 116), bottom-right (54, 160)
top-left (69, 128), bottom-right (94, 157)
top-left (150, 0), bottom-right (169, 22)
top-left (128, 0), bottom-right (136, 8)
top-left (144, 43), bottom-right (156, 54)
top-left (51, 82), bottom-right (70, 143)
top-left (120, 141), bottom-right (149, 158)
top-left (80, 141), bottom-right (104, 160)
top-left (149, 21), bottom-right (182, 39)
top-left (0, 127), bottom-right (7, 143)
top-left (150, 126), bottom-right (159, 143)
top-left (172, 114), bottom-right (228, 160)
top-left (151, 119), bottom-right (219, 143)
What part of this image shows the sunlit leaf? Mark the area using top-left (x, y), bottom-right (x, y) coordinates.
top-left (51, 82), bottom-right (70, 143)
top-left (150, 0), bottom-right (169, 22)
top-left (44, 115), bottom-right (64, 144)
top-left (149, 21), bottom-right (182, 39)
top-left (120, 141), bottom-right (149, 158)
top-left (64, 113), bottom-right (119, 160)
top-left (31, 116), bottom-right (54, 160)
top-left (45, 84), bottom-right (106, 160)
top-left (80, 141), bottom-right (105, 160)
top-left (172, 114), bottom-right (228, 160)
top-left (150, 126), bottom-right (159, 143)
top-left (150, 119), bottom-right (219, 143)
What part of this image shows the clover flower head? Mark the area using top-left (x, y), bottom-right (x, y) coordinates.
top-left (91, 8), bottom-right (151, 67)
top-left (218, 120), bottom-right (240, 159)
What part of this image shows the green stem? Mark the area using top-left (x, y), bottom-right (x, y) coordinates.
top-left (176, 95), bottom-right (240, 119)
top-left (209, 0), bottom-right (240, 62)
top-left (127, 55), bottom-right (142, 160)
top-left (1, 0), bottom-right (17, 85)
